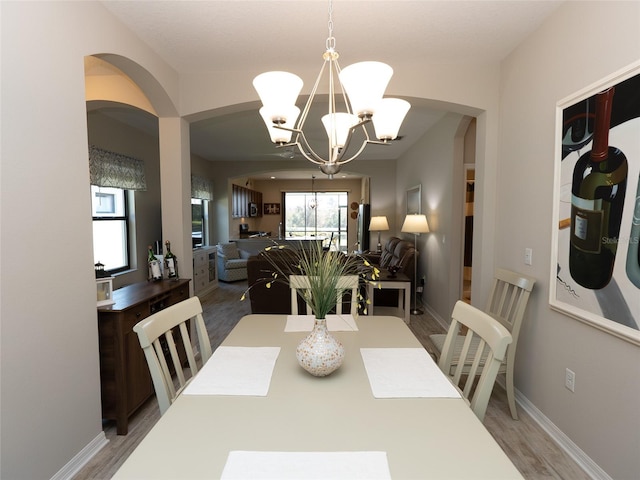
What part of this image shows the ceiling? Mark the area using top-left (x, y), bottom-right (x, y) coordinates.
top-left (98, 0), bottom-right (563, 179)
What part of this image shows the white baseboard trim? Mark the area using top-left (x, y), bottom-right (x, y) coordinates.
top-left (50, 432), bottom-right (109, 480)
top-left (514, 391), bottom-right (611, 480)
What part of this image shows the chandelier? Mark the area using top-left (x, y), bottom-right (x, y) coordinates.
top-left (253, 0), bottom-right (410, 178)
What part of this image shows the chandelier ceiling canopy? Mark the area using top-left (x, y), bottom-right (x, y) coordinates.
top-left (253, 0), bottom-right (410, 178)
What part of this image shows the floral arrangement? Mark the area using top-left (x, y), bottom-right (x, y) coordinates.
top-left (241, 240), bottom-right (380, 319)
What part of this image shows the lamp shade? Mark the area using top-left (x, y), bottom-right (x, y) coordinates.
top-left (253, 71), bottom-right (303, 119)
top-left (369, 216), bottom-right (389, 231)
top-left (372, 98), bottom-right (411, 141)
top-left (260, 106), bottom-right (300, 144)
top-left (322, 112), bottom-right (359, 147)
top-left (401, 214), bottom-right (430, 234)
top-left (339, 61), bottom-right (392, 118)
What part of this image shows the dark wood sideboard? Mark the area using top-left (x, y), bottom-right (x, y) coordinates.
top-left (97, 279), bottom-right (191, 435)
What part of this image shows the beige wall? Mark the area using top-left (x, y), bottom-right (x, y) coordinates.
top-left (495, 2), bottom-right (640, 478)
top-left (1, 2), bottom-right (180, 479)
top-left (87, 110), bottom-right (163, 289)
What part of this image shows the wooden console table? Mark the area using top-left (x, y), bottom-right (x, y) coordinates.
top-left (97, 278), bottom-right (190, 435)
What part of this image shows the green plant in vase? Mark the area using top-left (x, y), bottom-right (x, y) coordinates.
top-left (241, 240), bottom-right (380, 376)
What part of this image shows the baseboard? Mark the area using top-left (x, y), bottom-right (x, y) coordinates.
top-left (50, 432), bottom-right (108, 480)
top-left (514, 386), bottom-right (611, 480)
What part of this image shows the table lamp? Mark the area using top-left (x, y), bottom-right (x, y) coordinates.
top-left (401, 214), bottom-right (430, 315)
top-left (369, 216), bottom-right (389, 253)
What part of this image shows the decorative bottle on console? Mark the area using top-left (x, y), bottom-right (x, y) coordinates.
top-left (147, 245), bottom-right (162, 281)
top-left (569, 87), bottom-right (628, 289)
top-left (164, 241), bottom-right (178, 279)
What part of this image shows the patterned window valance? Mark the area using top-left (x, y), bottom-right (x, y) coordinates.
top-left (89, 145), bottom-right (147, 191)
top-left (191, 175), bottom-right (214, 201)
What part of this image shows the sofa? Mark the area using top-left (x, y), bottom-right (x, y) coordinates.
top-left (216, 242), bottom-right (250, 282)
top-left (364, 236), bottom-right (417, 306)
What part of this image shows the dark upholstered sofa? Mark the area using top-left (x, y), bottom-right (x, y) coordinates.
top-left (364, 236), bottom-right (417, 306)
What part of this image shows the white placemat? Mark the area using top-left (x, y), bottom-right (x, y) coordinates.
top-left (285, 314), bottom-right (358, 332)
top-left (183, 346), bottom-right (280, 396)
top-left (360, 348), bottom-right (461, 398)
top-left (221, 451), bottom-right (391, 480)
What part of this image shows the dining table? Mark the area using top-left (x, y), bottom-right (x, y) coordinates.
top-left (113, 314), bottom-right (523, 479)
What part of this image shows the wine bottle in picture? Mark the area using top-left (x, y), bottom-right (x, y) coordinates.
top-left (626, 175), bottom-right (640, 288)
top-left (164, 240), bottom-right (178, 279)
top-left (147, 245), bottom-right (162, 281)
top-left (569, 87), bottom-right (628, 289)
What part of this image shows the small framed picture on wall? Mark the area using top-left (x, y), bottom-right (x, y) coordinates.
top-left (264, 203), bottom-right (281, 215)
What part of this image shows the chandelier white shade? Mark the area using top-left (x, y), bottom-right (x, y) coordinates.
top-left (252, 0), bottom-right (410, 177)
top-left (338, 61), bottom-right (393, 117)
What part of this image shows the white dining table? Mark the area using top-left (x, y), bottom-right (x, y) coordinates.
top-left (113, 314), bottom-right (523, 479)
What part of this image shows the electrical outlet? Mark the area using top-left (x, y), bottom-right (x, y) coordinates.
top-left (416, 286), bottom-right (424, 293)
top-left (565, 368), bottom-right (575, 392)
top-left (524, 248), bottom-right (533, 266)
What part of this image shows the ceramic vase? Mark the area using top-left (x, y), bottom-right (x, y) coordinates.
top-left (295, 318), bottom-right (345, 376)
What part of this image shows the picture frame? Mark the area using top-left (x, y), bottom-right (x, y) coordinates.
top-left (263, 203), bottom-right (280, 215)
top-left (406, 184), bottom-right (421, 215)
top-left (550, 60), bottom-right (640, 345)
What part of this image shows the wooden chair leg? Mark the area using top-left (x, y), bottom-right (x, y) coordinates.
top-left (506, 365), bottom-right (518, 420)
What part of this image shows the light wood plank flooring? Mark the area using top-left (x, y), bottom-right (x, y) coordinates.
top-left (73, 281), bottom-right (590, 480)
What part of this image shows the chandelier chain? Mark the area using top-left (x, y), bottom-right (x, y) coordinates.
top-left (326, 0), bottom-right (335, 52)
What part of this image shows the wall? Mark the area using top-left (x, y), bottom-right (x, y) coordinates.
top-left (396, 113), bottom-right (469, 321)
top-left (0, 2), bottom-right (180, 479)
top-left (496, 2), bottom-right (640, 478)
top-left (87, 110), bottom-right (162, 288)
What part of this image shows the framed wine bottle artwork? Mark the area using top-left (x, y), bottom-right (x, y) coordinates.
top-left (550, 60), bottom-right (640, 345)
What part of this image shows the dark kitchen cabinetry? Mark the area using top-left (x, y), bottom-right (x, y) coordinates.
top-left (231, 184), bottom-right (262, 218)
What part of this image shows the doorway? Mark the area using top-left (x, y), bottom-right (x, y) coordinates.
top-left (462, 166), bottom-right (475, 303)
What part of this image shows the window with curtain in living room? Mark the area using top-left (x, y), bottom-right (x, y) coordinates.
top-left (89, 145), bottom-right (146, 272)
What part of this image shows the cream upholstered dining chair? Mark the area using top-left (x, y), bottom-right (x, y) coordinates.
top-left (429, 268), bottom-right (535, 419)
top-left (290, 275), bottom-right (359, 316)
top-left (439, 301), bottom-right (512, 422)
top-left (133, 296), bottom-right (212, 415)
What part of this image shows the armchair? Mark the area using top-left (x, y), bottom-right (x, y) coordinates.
top-left (364, 236), bottom-right (417, 306)
top-left (216, 242), bottom-right (250, 282)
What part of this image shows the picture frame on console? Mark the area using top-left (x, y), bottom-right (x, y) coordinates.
top-left (550, 60), bottom-right (640, 345)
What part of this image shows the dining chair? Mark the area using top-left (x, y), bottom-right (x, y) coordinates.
top-left (290, 274), bottom-right (359, 316)
top-left (439, 300), bottom-right (512, 422)
top-left (133, 296), bottom-right (212, 415)
top-left (429, 268), bottom-right (535, 419)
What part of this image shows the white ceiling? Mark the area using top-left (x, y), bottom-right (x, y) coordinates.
top-left (98, 0), bottom-right (563, 178)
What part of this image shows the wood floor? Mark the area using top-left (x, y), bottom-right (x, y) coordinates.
top-left (73, 281), bottom-right (590, 480)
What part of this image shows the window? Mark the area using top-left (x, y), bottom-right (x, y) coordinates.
top-left (284, 191), bottom-right (348, 250)
top-left (91, 185), bottom-right (129, 272)
top-left (191, 198), bottom-right (208, 248)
